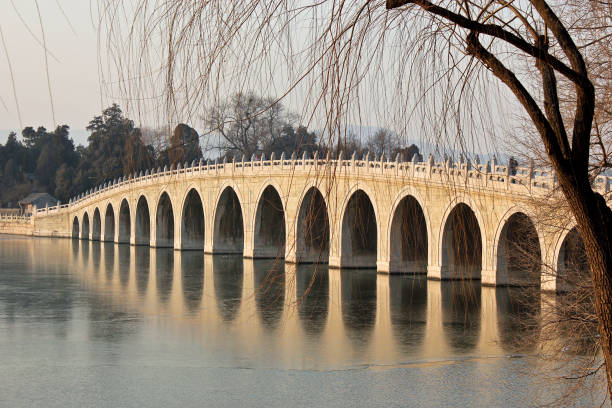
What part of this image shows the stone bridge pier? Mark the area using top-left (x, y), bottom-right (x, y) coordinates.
top-left (27, 155), bottom-right (606, 291)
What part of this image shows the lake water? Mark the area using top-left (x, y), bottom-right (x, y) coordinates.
top-left (0, 235), bottom-right (600, 407)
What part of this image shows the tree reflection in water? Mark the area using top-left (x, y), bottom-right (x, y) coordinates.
top-left (441, 281), bottom-right (481, 353)
top-left (102, 243), bottom-right (114, 281)
top-left (390, 275), bottom-right (427, 353)
top-left (155, 248), bottom-right (174, 304)
top-left (81, 239), bottom-right (89, 264)
top-left (118, 245), bottom-right (130, 288)
top-left (253, 259), bottom-right (285, 331)
top-left (496, 287), bottom-right (540, 353)
top-left (91, 241), bottom-right (101, 275)
top-left (341, 269), bottom-right (377, 349)
top-left (134, 246), bottom-right (150, 296)
top-left (296, 264), bottom-right (329, 336)
top-left (213, 255), bottom-right (243, 322)
top-left (181, 251), bottom-right (204, 314)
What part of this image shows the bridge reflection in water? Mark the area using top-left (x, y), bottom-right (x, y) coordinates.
top-left (49, 237), bottom-right (548, 367)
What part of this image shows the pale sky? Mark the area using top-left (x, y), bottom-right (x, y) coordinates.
top-left (0, 0), bottom-right (100, 143)
top-left (0, 1), bottom-right (518, 158)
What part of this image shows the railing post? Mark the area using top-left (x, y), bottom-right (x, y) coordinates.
top-left (505, 161), bottom-right (510, 190)
top-left (394, 153), bottom-right (400, 176)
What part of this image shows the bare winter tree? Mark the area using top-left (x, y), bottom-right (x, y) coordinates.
top-left (366, 128), bottom-right (399, 158)
top-left (205, 92), bottom-right (291, 159)
top-left (386, 0), bottom-right (612, 396)
top-left (98, 0), bottom-right (612, 398)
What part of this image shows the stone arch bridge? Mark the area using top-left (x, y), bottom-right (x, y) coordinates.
top-left (20, 154), bottom-right (611, 291)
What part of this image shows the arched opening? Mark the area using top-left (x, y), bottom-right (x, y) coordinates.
top-left (557, 227), bottom-right (589, 291)
top-left (118, 199), bottom-right (131, 244)
top-left (81, 213), bottom-right (90, 240)
top-left (181, 189), bottom-right (205, 250)
top-left (104, 204), bottom-right (115, 242)
top-left (135, 196), bottom-right (151, 246)
top-left (92, 208), bottom-right (101, 241)
top-left (296, 187), bottom-right (330, 263)
top-left (72, 216), bottom-right (79, 239)
top-left (155, 192), bottom-right (174, 248)
top-left (496, 212), bottom-right (541, 286)
top-left (341, 190), bottom-right (377, 268)
top-left (253, 186), bottom-right (286, 258)
top-left (441, 203), bottom-right (482, 280)
top-left (213, 187), bottom-right (244, 254)
top-left (389, 196), bottom-right (428, 273)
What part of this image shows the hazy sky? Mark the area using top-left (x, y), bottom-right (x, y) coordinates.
top-left (0, 1), bottom-right (517, 157)
top-left (0, 1), bottom-right (100, 143)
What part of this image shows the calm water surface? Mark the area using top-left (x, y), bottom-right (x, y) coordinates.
top-left (0, 236), bottom-right (594, 407)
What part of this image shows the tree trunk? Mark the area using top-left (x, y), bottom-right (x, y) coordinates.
top-left (560, 177), bottom-right (612, 395)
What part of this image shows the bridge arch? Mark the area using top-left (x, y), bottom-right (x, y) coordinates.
top-left (180, 187), bottom-right (205, 250)
top-left (296, 186), bottom-right (330, 263)
top-left (494, 207), bottom-right (543, 286)
top-left (253, 183), bottom-right (286, 258)
top-left (72, 216), bottom-right (79, 239)
top-left (118, 199), bottom-right (131, 244)
top-left (339, 186), bottom-right (379, 268)
top-left (135, 195), bottom-right (151, 246)
top-left (81, 212), bottom-right (90, 240)
top-left (104, 203), bottom-right (115, 242)
top-left (213, 185), bottom-right (244, 254)
top-left (387, 188), bottom-right (430, 274)
top-left (155, 191), bottom-right (174, 248)
top-left (439, 197), bottom-right (486, 279)
top-left (554, 225), bottom-right (589, 292)
top-left (92, 208), bottom-right (101, 241)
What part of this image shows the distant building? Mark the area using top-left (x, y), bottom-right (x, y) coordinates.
top-left (18, 193), bottom-right (59, 216)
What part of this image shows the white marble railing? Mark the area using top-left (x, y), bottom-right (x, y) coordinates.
top-left (32, 152), bottom-right (611, 216)
top-left (0, 214), bottom-right (31, 222)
